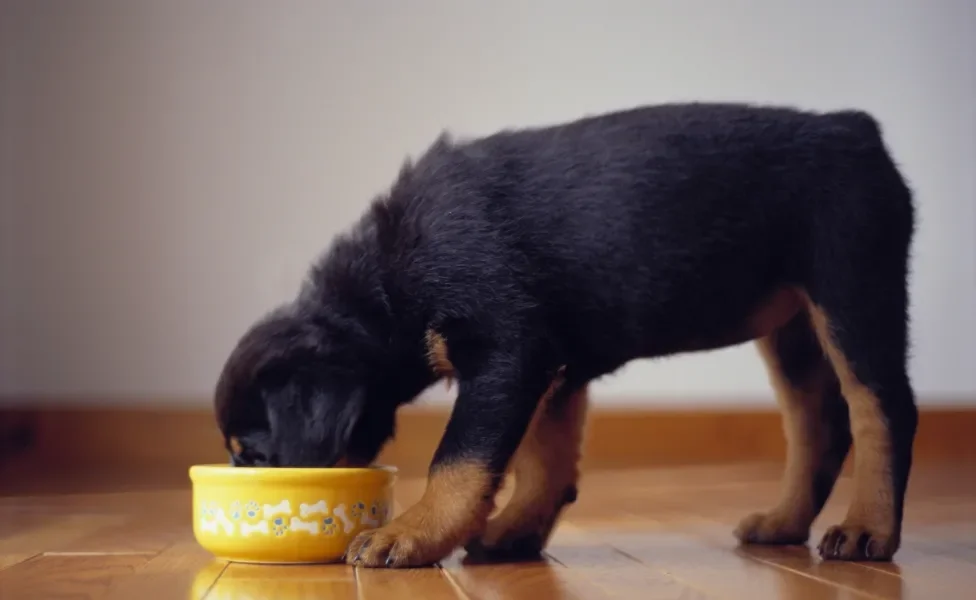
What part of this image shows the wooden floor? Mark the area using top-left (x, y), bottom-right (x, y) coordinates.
top-left (1, 462), bottom-right (974, 599)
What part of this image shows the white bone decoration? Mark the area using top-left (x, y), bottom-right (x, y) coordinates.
top-left (360, 509), bottom-right (380, 528)
top-left (333, 504), bottom-right (356, 533)
top-left (289, 517), bottom-right (320, 535)
top-left (199, 518), bottom-right (219, 534)
top-left (263, 499), bottom-right (292, 519)
top-left (300, 500), bottom-right (328, 518)
top-left (214, 508), bottom-right (236, 535)
top-left (201, 498), bottom-right (386, 537)
top-left (241, 520), bottom-right (270, 536)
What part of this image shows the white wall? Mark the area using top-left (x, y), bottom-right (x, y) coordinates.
top-left (1, 0), bottom-right (973, 407)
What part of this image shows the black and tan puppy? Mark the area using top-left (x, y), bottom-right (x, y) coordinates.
top-left (214, 102), bottom-right (917, 568)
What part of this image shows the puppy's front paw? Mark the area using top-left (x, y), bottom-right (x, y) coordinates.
top-left (817, 523), bottom-right (898, 561)
top-left (347, 461), bottom-right (494, 568)
top-left (734, 511), bottom-right (810, 546)
top-left (346, 521), bottom-right (450, 568)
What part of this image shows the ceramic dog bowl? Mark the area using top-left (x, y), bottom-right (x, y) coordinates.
top-left (189, 464), bottom-right (396, 564)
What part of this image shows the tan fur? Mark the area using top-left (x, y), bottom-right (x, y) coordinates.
top-left (346, 461), bottom-right (494, 567)
top-left (228, 436), bottom-right (243, 457)
top-left (746, 288), bottom-right (804, 338)
top-left (807, 299), bottom-right (898, 554)
top-left (425, 329), bottom-right (454, 388)
top-left (735, 332), bottom-right (831, 543)
top-left (683, 287), bottom-right (804, 352)
top-left (479, 374), bottom-right (588, 552)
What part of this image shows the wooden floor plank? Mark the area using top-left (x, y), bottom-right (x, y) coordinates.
top-left (544, 537), bottom-right (716, 599)
top-left (854, 543), bottom-right (976, 599)
top-left (0, 554), bottom-right (151, 600)
top-left (440, 550), bottom-right (615, 600)
top-left (678, 499), bottom-right (976, 600)
top-left (903, 523), bottom-right (976, 562)
top-left (0, 513), bottom-right (128, 556)
top-left (206, 563), bottom-right (358, 600)
top-left (664, 522), bottom-right (906, 599)
top-left (604, 531), bottom-right (863, 600)
top-left (47, 515), bottom-right (188, 555)
top-left (732, 544), bottom-right (900, 600)
top-left (0, 554), bottom-right (36, 572)
top-left (0, 462), bottom-right (973, 599)
top-left (356, 565), bottom-right (467, 600)
top-left (100, 541), bottom-right (227, 600)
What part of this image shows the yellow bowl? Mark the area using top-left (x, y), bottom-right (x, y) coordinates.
top-left (189, 463), bottom-right (396, 564)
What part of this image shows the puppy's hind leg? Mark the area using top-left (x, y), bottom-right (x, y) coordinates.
top-left (805, 176), bottom-right (917, 561)
top-left (806, 283), bottom-right (917, 561)
top-left (736, 312), bottom-right (851, 546)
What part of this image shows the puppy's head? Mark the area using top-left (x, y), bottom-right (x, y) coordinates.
top-left (213, 305), bottom-right (396, 468)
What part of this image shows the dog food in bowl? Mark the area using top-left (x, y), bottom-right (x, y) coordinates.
top-left (189, 464), bottom-right (396, 564)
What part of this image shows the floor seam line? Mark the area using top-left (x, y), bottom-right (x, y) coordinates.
top-left (609, 546), bottom-right (732, 600)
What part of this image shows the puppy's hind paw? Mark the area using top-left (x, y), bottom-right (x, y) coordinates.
top-left (734, 511), bottom-right (810, 546)
top-left (817, 524), bottom-right (898, 561)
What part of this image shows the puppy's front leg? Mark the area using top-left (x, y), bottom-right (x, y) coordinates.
top-left (346, 353), bottom-right (549, 568)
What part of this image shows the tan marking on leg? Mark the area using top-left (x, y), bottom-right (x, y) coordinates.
top-left (807, 300), bottom-right (899, 560)
top-left (746, 287), bottom-right (805, 338)
top-left (475, 378), bottom-right (588, 556)
top-left (681, 287), bottom-right (803, 353)
top-left (346, 461), bottom-right (494, 567)
top-left (424, 329), bottom-right (454, 388)
top-left (735, 333), bottom-right (830, 544)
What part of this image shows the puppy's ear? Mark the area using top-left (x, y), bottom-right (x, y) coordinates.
top-left (265, 382), bottom-right (367, 467)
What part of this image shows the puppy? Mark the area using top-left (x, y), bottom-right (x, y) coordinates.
top-left (214, 102), bottom-right (917, 567)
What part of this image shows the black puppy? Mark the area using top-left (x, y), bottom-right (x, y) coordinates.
top-left (214, 102), bottom-right (917, 568)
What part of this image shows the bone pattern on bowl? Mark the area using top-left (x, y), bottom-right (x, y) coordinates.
top-left (197, 498), bottom-right (392, 538)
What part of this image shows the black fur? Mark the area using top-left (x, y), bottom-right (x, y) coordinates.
top-left (214, 102), bottom-right (916, 556)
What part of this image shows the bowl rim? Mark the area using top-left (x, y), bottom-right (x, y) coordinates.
top-left (188, 463), bottom-right (397, 484)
